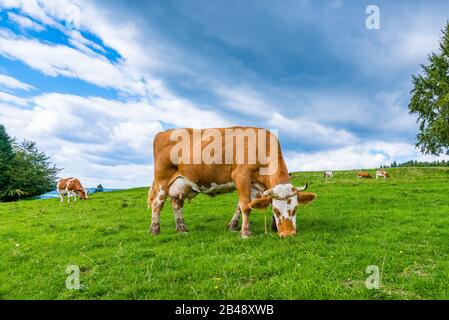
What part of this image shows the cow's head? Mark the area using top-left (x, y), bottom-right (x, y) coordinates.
top-left (77, 188), bottom-right (88, 200)
top-left (249, 183), bottom-right (316, 238)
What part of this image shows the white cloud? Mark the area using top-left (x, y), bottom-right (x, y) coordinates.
top-left (336, 11), bottom-right (445, 75)
top-left (0, 29), bottom-right (146, 95)
top-left (215, 85), bottom-right (358, 146)
top-left (285, 141), bottom-right (449, 172)
top-left (67, 30), bottom-right (106, 56)
top-left (7, 12), bottom-right (45, 31)
top-left (0, 73), bottom-right (34, 91)
top-left (214, 85), bottom-right (273, 119)
top-left (0, 91), bottom-right (230, 188)
top-left (0, 0), bottom-right (233, 188)
top-left (269, 112), bottom-right (357, 146)
top-left (0, 94), bottom-right (158, 188)
top-left (0, 91), bottom-right (29, 106)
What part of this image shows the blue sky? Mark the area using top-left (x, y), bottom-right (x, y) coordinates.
top-left (0, 0), bottom-right (448, 188)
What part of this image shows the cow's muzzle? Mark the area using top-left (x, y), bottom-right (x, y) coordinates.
top-left (277, 219), bottom-right (297, 238)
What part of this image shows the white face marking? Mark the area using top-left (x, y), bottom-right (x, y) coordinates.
top-left (271, 183), bottom-right (298, 230)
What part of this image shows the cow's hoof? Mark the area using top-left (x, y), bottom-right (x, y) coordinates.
top-left (228, 221), bottom-right (239, 232)
top-left (176, 225), bottom-right (188, 233)
top-left (240, 230), bottom-right (252, 238)
top-left (150, 223), bottom-right (160, 235)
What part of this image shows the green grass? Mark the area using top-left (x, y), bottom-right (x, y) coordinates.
top-left (1, 167), bottom-right (449, 300)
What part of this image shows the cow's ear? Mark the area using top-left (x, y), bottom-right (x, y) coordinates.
top-left (297, 192), bottom-right (317, 205)
top-left (249, 195), bottom-right (273, 209)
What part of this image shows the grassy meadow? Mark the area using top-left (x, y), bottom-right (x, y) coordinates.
top-left (1, 167), bottom-right (449, 300)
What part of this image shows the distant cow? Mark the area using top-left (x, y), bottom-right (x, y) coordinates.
top-left (57, 178), bottom-right (88, 203)
top-left (376, 170), bottom-right (389, 179)
top-left (357, 172), bottom-right (372, 179)
top-left (323, 171), bottom-right (333, 179)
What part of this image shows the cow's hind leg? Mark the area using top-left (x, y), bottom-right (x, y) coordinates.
top-left (228, 203), bottom-right (241, 232)
top-left (148, 182), bottom-right (168, 235)
top-left (172, 198), bottom-right (188, 233)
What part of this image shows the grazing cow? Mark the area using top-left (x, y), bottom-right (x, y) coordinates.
top-left (148, 127), bottom-right (317, 238)
top-left (57, 178), bottom-right (88, 203)
top-left (323, 171), bottom-right (333, 179)
top-left (376, 170), bottom-right (389, 179)
top-left (357, 172), bottom-right (372, 179)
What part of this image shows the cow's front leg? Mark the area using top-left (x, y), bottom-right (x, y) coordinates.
top-left (232, 171), bottom-right (251, 238)
top-left (234, 180), bottom-right (252, 238)
top-left (240, 204), bottom-right (252, 238)
top-left (172, 198), bottom-right (188, 233)
top-left (228, 203), bottom-right (241, 232)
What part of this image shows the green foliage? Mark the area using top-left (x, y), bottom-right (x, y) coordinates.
top-left (409, 23), bottom-right (449, 155)
top-left (1, 167), bottom-right (449, 299)
top-left (0, 125), bottom-right (15, 197)
top-left (396, 159), bottom-right (449, 168)
top-left (0, 125), bottom-right (60, 202)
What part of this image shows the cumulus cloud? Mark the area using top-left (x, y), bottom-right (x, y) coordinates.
top-left (0, 91), bottom-right (29, 106)
top-left (0, 90), bottom-right (231, 187)
top-left (284, 141), bottom-right (442, 172)
top-left (0, 95), bottom-right (157, 187)
top-left (215, 85), bottom-right (358, 146)
top-left (269, 112), bottom-right (358, 146)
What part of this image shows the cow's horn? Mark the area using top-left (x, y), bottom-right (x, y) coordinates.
top-left (295, 183), bottom-right (308, 192)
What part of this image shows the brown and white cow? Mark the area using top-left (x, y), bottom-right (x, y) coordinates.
top-left (148, 127), bottom-right (316, 238)
top-left (57, 178), bottom-right (88, 203)
top-left (357, 172), bottom-right (372, 179)
top-left (376, 170), bottom-right (389, 179)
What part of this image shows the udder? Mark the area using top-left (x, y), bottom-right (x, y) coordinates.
top-left (168, 177), bottom-right (199, 200)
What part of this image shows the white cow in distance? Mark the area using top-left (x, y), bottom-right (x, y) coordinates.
top-left (323, 171), bottom-right (334, 179)
top-left (376, 170), bottom-right (389, 179)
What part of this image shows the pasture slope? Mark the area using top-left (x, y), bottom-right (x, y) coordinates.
top-left (0, 167), bottom-right (449, 300)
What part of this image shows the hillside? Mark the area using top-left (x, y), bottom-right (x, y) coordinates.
top-left (1, 167), bottom-right (449, 299)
